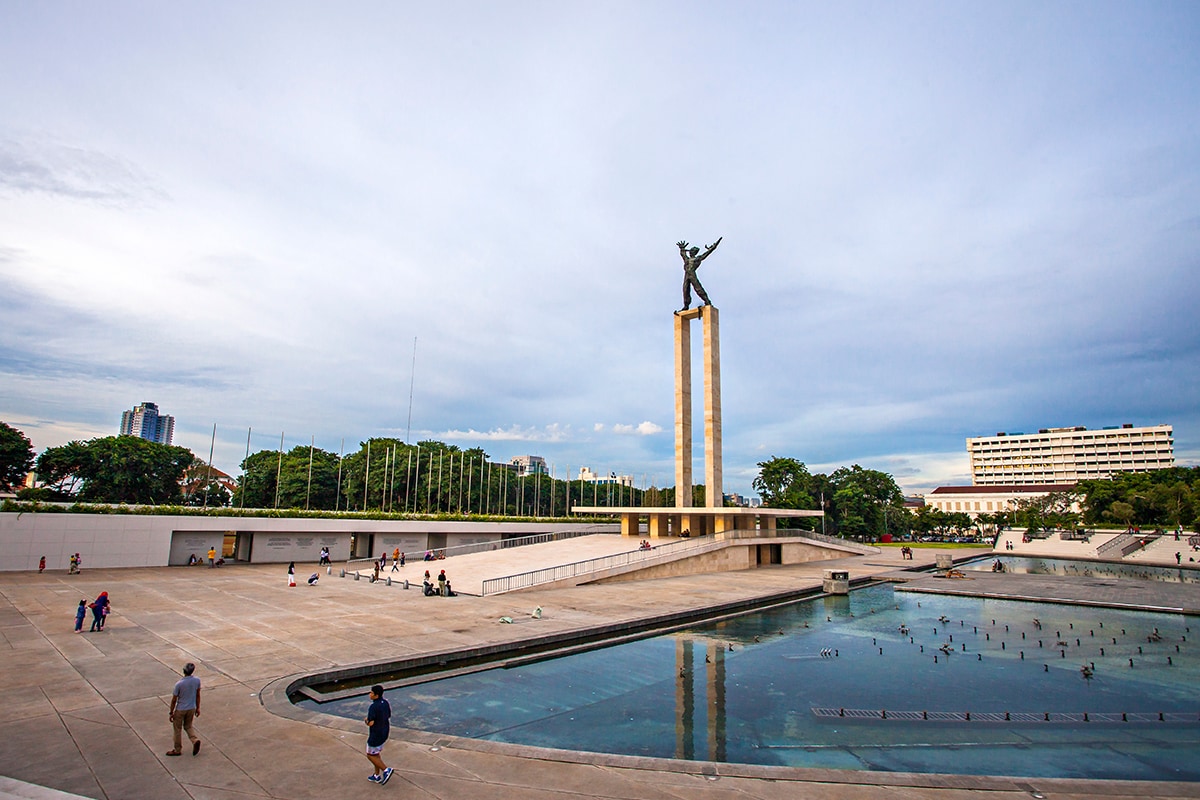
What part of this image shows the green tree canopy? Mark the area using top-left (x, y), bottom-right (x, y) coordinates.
top-left (1077, 467), bottom-right (1200, 528)
top-left (34, 436), bottom-right (195, 504)
top-left (753, 458), bottom-right (905, 538)
top-left (0, 421), bottom-right (35, 491)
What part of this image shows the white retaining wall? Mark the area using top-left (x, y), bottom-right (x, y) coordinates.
top-left (0, 512), bottom-right (613, 571)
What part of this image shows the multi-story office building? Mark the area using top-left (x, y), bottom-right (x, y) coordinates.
top-left (119, 402), bottom-right (175, 445)
top-left (577, 466), bottom-right (634, 487)
top-left (967, 424), bottom-right (1173, 486)
top-left (509, 455), bottom-right (548, 477)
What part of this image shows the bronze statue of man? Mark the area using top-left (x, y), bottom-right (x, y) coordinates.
top-left (677, 237), bottom-right (722, 311)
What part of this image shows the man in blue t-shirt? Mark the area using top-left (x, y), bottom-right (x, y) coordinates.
top-left (364, 685), bottom-right (393, 785)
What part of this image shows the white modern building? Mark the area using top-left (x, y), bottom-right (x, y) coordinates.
top-left (119, 402), bottom-right (175, 445)
top-left (926, 484), bottom-right (1079, 518)
top-left (578, 466), bottom-right (634, 487)
top-left (509, 455), bottom-right (548, 477)
top-left (967, 424), bottom-right (1173, 486)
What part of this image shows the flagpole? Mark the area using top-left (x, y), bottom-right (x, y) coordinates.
top-left (203, 423), bottom-right (216, 509)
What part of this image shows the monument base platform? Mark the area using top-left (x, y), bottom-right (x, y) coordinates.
top-left (572, 506), bottom-right (823, 538)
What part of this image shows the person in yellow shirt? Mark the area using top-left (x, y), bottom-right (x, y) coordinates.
top-left (207, 547), bottom-right (216, 568)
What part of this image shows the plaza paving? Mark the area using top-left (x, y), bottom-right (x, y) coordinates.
top-left (0, 538), bottom-right (1197, 800)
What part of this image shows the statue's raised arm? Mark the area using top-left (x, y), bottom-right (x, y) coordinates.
top-left (698, 237), bottom-right (722, 261)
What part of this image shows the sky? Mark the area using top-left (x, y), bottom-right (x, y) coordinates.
top-left (1, 2), bottom-right (1198, 498)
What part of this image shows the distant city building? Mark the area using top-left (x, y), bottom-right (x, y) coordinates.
top-left (578, 466), bottom-right (633, 487)
top-left (509, 455), bottom-right (548, 477)
top-left (967, 424), bottom-right (1173, 486)
top-left (724, 492), bottom-right (751, 508)
top-left (926, 484), bottom-right (1079, 519)
top-left (119, 402), bottom-right (175, 445)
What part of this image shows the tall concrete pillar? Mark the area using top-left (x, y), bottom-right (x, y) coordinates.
top-left (674, 310), bottom-right (696, 508)
top-left (674, 306), bottom-right (722, 510)
top-left (702, 307), bottom-right (722, 507)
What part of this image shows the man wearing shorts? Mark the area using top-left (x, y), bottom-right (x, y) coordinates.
top-left (364, 685), bottom-right (393, 784)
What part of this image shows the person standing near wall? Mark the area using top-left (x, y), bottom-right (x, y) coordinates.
top-left (166, 662), bottom-right (202, 756)
top-left (207, 547), bottom-right (216, 568)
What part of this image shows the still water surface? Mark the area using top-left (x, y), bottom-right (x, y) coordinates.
top-left (301, 582), bottom-right (1200, 780)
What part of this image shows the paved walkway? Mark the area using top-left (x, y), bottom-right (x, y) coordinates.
top-left (996, 529), bottom-right (1200, 568)
top-left (1, 543), bottom-right (1197, 800)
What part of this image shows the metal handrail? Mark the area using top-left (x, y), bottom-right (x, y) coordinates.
top-left (1096, 531), bottom-right (1136, 558)
top-left (794, 530), bottom-right (881, 554)
top-left (480, 536), bottom-right (723, 595)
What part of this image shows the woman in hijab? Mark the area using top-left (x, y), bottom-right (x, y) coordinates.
top-left (89, 591), bottom-right (110, 632)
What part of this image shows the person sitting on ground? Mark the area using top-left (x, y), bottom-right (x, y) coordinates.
top-left (422, 580), bottom-right (437, 596)
top-left (307, 572), bottom-right (319, 585)
top-left (188, 554), bottom-right (198, 566)
top-left (444, 581), bottom-right (456, 597)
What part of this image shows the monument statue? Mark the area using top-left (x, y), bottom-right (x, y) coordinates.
top-left (676, 237), bottom-right (722, 311)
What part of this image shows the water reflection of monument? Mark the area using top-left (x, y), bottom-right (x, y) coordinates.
top-left (674, 636), bottom-right (726, 761)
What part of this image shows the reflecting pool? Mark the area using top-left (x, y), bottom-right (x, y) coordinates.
top-left (299, 583), bottom-right (1200, 780)
top-left (965, 554), bottom-right (1200, 584)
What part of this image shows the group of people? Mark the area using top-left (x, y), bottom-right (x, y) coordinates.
top-left (74, 591), bottom-right (111, 632)
top-left (899, 546), bottom-right (914, 560)
top-left (422, 569), bottom-right (455, 597)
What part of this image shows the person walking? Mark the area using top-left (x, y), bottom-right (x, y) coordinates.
top-left (165, 662), bottom-right (202, 756)
top-left (39, 556), bottom-right (45, 573)
top-left (74, 600), bottom-right (86, 633)
top-left (287, 562), bottom-right (296, 587)
top-left (391, 548), bottom-right (400, 572)
top-left (363, 684), bottom-right (393, 784)
top-left (88, 592), bottom-right (109, 632)
top-left (69, 553), bottom-right (80, 574)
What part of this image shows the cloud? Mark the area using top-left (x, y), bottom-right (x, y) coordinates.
top-left (611, 421), bottom-right (664, 436)
top-left (436, 424), bottom-right (573, 444)
top-left (0, 135), bottom-right (163, 206)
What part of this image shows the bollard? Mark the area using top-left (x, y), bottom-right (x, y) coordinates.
top-left (404, 579), bottom-right (409, 590)
top-left (386, 576), bottom-right (392, 586)
top-left (327, 566), bottom-right (332, 575)
top-left (354, 572), bottom-right (360, 581)
top-left (340, 569), bottom-right (345, 578)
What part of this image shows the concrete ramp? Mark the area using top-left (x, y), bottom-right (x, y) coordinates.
top-left (351, 534), bottom-right (644, 595)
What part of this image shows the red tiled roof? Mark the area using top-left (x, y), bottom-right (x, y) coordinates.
top-left (930, 484), bottom-right (1076, 495)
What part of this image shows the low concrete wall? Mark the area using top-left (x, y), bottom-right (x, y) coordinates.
top-left (589, 538), bottom-right (851, 586)
top-left (0, 512), bottom-right (611, 571)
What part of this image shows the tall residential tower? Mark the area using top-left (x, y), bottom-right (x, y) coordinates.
top-left (119, 402), bottom-right (175, 445)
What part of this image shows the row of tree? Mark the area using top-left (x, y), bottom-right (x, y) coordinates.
top-left (234, 438), bottom-right (646, 516)
top-left (6, 419), bottom-right (1198, 531)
